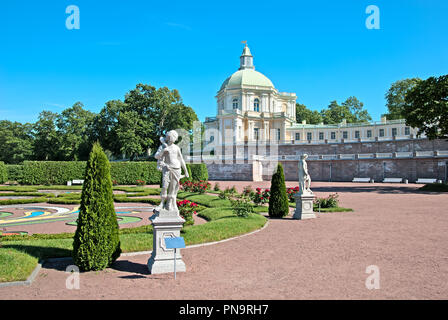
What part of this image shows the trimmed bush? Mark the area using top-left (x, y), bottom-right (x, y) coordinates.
top-left (189, 163), bottom-right (208, 182)
top-left (15, 161), bottom-right (160, 185)
top-left (314, 193), bottom-right (339, 208)
top-left (0, 162), bottom-right (7, 184)
top-left (72, 143), bottom-right (121, 271)
top-left (109, 161), bottom-right (160, 185)
top-left (5, 165), bottom-right (23, 183)
top-left (0, 197), bottom-right (48, 205)
top-left (268, 164), bottom-right (289, 218)
top-left (21, 161), bottom-right (86, 185)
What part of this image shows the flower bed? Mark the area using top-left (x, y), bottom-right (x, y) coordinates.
top-left (180, 180), bottom-right (211, 194)
top-left (287, 186), bottom-right (300, 202)
top-left (251, 188), bottom-right (270, 206)
top-left (177, 199), bottom-right (198, 226)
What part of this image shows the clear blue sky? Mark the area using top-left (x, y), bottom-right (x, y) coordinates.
top-left (1, 0), bottom-right (447, 124)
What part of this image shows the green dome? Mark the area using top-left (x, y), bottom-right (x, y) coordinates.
top-left (220, 69), bottom-right (274, 91)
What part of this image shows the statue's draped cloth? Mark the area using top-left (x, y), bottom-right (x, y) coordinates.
top-left (162, 165), bottom-right (182, 189)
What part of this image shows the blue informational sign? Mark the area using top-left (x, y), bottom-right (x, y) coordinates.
top-left (165, 237), bottom-right (186, 249)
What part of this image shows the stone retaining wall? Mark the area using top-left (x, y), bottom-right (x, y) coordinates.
top-left (205, 138), bottom-right (448, 182)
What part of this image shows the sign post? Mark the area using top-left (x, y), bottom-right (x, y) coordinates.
top-left (164, 237), bottom-right (186, 279)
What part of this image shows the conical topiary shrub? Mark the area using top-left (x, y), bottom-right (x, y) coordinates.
top-left (268, 163), bottom-right (289, 218)
top-left (73, 142), bottom-right (121, 271)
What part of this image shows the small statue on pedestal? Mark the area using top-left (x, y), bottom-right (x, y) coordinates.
top-left (293, 153), bottom-right (316, 219)
top-left (298, 154), bottom-right (312, 194)
top-left (148, 130), bottom-right (189, 274)
top-left (154, 130), bottom-right (189, 213)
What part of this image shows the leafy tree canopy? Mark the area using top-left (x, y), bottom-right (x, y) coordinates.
top-left (33, 111), bottom-right (60, 161)
top-left (295, 103), bottom-right (323, 124)
top-left (384, 78), bottom-right (421, 120)
top-left (320, 97), bottom-right (371, 124)
top-left (0, 120), bottom-right (34, 164)
top-left (403, 75), bottom-right (448, 140)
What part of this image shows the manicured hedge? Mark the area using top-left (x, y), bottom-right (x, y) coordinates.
top-left (6, 165), bottom-right (23, 183)
top-left (16, 161), bottom-right (161, 185)
top-left (189, 163), bottom-right (208, 181)
top-left (0, 162), bottom-right (7, 184)
top-left (3, 161), bottom-right (203, 185)
top-left (109, 161), bottom-right (161, 185)
top-left (21, 161), bottom-right (86, 185)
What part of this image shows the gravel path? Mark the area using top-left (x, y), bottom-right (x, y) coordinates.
top-left (1, 182), bottom-right (447, 299)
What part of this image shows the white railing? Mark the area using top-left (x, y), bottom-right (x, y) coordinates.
top-left (358, 153), bottom-right (375, 159)
top-left (395, 152), bottom-right (413, 158)
top-left (376, 153), bottom-right (393, 158)
top-left (436, 151), bottom-right (448, 157)
top-left (415, 151), bottom-right (434, 157)
top-left (340, 154), bottom-right (356, 160)
top-left (322, 155), bottom-right (338, 160)
top-left (187, 150), bottom-right (448, 162)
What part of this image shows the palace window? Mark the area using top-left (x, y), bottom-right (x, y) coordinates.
top-left (355, 131), bottom-right (360, 139)
top-left (343, 131), bottom-right (348, 139)
top-left (295, 132), bottom-right (300, 140)
top-left (210, 135), bottom-right (214, 142)
top-left (367, 130), bottom-right (372, 138)
top-left (319, 132), bottom-right (324, 140)
top-left (392, 128), bottom-right (397, 137)
top-left (307, 132), bottom-right (312, 141)
top-left (232, 98), bottom-right (238, 109)
top-left (331, 132), bottom-right (336, 140)
top-left (254, 98), bottom-right (260, 112)
top-left (405, 127), bottom-right (410, 135)
top-left (379, 129), bottom-right (385, 137)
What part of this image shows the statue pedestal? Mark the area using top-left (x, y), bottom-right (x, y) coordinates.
top-left (293, 192), bottom-right (316, 220)
top-left (147, 208), bottom-right (186, 274)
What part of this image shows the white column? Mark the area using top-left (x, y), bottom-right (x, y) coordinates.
top-left (247, 92), bottom-right (254, 112)
top-left (264, 121), bottom-right (269, 141)
top-left (233, 119), bottom-right (238, 143)
top-left (219, 118), bottom-right (224, 144)
top-left (248, 121), bottom-right (254, 141)
top-left (261, 93), bottom-right (268, 113)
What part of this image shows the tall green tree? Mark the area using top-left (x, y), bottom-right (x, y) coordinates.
top-left (95, 84), bottom-right (198, 159)
top-left (295, 103), bottom-right (323, 124)
top-left (124, 84), bottom-right (198, 152)
top-left (384, 78), bottom-right (422, 120)
top-left (268, 163), bottom-right (289, 218)
top-left (73, 142), bottom-right (121, 271)
top-left (341, 96), bottom-right (372, 123)
top-left (320, 100), bottom-right (353, 124)
top-left (116, 110), bottom-right (153, 160)
top-left (320, 97), bottom-right (371, 124)
top-left (57, 102), bottom-right (96, 161)
top-left (0, 120), bottom-right (34, 164)
top-left (33, 111), bottom-right (60, 160)
top-left (90, 100), bottom-right (126, 158)
top-left (403, 75), bottom-right (448, 140)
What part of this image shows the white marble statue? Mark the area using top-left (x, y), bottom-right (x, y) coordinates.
top-left (154, 130), bottom-right (189, 212)
top-left (298, 154), bottom-right (312, 194)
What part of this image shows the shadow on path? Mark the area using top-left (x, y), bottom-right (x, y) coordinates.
top-left (111, 259), bottom-right (149, 276)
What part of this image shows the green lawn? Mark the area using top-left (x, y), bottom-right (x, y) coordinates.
top-left (0, 185), bottom-right (162, 205)
top-left (0, 190), bottom-right (267, 283)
